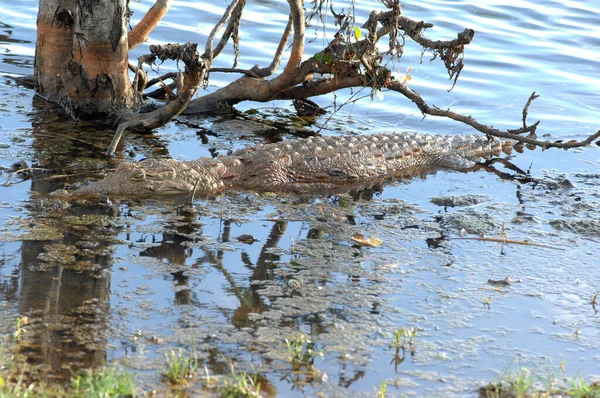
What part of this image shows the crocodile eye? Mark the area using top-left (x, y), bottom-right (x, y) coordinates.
top-left (131, 169), bottom-right (146, 181)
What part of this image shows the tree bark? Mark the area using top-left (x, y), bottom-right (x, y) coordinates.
top-left (35, 0), bottom-right (133, 120)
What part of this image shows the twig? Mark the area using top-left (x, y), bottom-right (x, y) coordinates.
top-left (522, 91), bottom-right (540, 130)
top-left (205, 0), bottom-right (243, 60)
top-left (146, 71), bottom-right (177, 89)
top-left (106, 121), bottom-right (134, 157)
top-left (212, 0), bottom-right (246, 59)
top-left (209, 67), bottom-right (260, 78)
top-left (106, 42), bottom-right (207, 157)
top-left (2, 167), bottom-right (53, 186)
top-left (33, 133), bottom-right (104, 148)
top-left (387, 81), bottom-right (600, 150)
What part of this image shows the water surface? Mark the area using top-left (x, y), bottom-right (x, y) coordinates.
top-left (0, 1), bottom-right (599, 396)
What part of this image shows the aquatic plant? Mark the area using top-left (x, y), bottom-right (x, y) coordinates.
top-left (567, 375), bottom-right (600, 398)
top-left (480, 367), bottom-right (532, 398)
top-left (70, 366), bottom-right (137, 398)
top-left (483, 296), bottom-right (492, 309)
top-left (376, 380), bottom-right (388, 398)
top-left (592, 290), bottom-right (599, 311)
top-left (219, 362), bottom-right (261, 398)
top-left (479, 365), bottom-right (600, 397)
top-left (285, 335), bottom-right (323, 367)
top-left (389, 327), bottom-right (416, 350)
top-left (0, 375), bottom-right (54, 398)
top-left (12, 317), bottom-right (27, 344)
top-left (162, 349), bottom-right (198, 384)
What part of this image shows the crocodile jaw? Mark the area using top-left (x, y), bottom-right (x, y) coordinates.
top-left (66, 158), bottom-right (224, 197)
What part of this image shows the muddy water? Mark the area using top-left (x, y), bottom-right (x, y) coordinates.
top-left (1, 0), bottom-right (600, 396)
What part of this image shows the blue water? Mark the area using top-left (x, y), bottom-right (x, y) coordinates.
top-left (0, 1), bottom-right (599, 396)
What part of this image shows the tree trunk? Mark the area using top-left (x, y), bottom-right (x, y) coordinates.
top-left (34, 0), bottom-right (133, 120)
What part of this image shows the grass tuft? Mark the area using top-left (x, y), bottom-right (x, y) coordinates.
top-left (162, 349), bottom-right (198, 385)
top-left (218, 362), bottom-right (261, 398)
top-left (70, 366), bottom-right (136, 398)
top-left (285, 335), bottom-right (323, 368)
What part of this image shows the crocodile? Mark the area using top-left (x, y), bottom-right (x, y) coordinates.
top-left (56, 132), bottom-right (515, 197)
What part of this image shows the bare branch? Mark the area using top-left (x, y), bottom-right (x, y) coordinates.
top-left (387, 81), bottom-right (600, 150)
top-left (107, 43), bottom-right (208, 157)
top-left (144, 81), bottom-right (176, 99)
top-left (209, 67), bottom-right (260, 78)
top-left (253, 14), bottom-right (293, 77)
top-left (205, 0), bottom-right (244, 60)
top-left (522, 91), bottom-right (540, 129)
top-left (365, 9), bottom-right (474, 88)
top-left (267, 0), bottom-right (305, 92)
top-left (212, 0), bottom-right (246, 60)
top-left (128, 0), bottom-right (172, 50)
top-left (275, 76), bottom-right (366, 100)
top-left (146, 71), bottom-right (178, 89)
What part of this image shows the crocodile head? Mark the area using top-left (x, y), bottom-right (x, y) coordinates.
top-left (55, 157), bottom-right (226, 198)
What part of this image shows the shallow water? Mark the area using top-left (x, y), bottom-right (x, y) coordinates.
top-left (0, 1), bottom-right (599, 396)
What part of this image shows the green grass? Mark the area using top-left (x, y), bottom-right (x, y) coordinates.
top-left (70, 366), bottom-right (137, 398)
top-left (479, 365), bottom-right (600, 398)
top-left (568, 375), bottom-right (600, 398)
top-left (389, 327), bottom-right (416, 350)
top-left (0, 365), bottom-right (136, 398)
top-left (376, 380), bottom-right (387, 398)
top-left (285, 335), bottom-right (323, 368)
top-left (162, 348), bottom-right (198, 385)
top-left (218, 362), bottom-right (261, 398)
top-left (0, 376), bottom-right (57, 398)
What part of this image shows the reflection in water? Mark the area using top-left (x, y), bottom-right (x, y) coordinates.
top-left (5, 96), bottom-right (543, 392)
top-left (135, 212), bottom-right (285, 394)
top-left (10, 100), bottom-right (156, 381)
top-left (139, 208), bottom-right (199, 305)
top-left (1, 1), bottom-right (600, 395)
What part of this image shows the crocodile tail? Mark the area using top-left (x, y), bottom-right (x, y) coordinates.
top-left (445, 135), bottom-right (514, 168)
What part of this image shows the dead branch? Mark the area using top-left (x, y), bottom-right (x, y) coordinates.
top-left (106, 42), bottom-right (208, 157)
top-left (128, 0), bottom-right (172, 50)
top-left (209, 67), bottom-right (260, 78)
top-left (212, 0), bottom-right (246, 63)
top-left (145, 81), bottom-right (176, 100)
top-left (113, 1), bottom-right (599, 156)
top-left (266, 0), bottom-right (305, 93)
top-left (275, 76), bottom-right (366, 100)
top-left (185, 0), bottom-right (306, 114)
top-left (205, 0), bottom-right (244, 60)
top-left (146, 71), bottom-right (178, 89)
top-left (253, 14), bottom-right (293, 77)
top-left (387, 82), bottom-right (600, 149)
top-left (364, 7), bottom-right (474, 88)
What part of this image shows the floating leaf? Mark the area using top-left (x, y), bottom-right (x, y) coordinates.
top-left (351, 233), bottom-right (382, 247)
